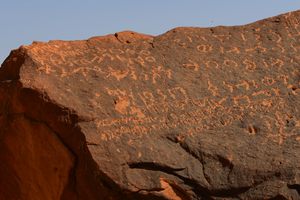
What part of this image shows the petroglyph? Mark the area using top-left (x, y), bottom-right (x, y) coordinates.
top-left (240, 33), bottom-right (247, 41)
top-left (182, 60), bottom-right (200, 71)
top-left (151, 65), bottom-right (172, 83)
top-left (236, 80), bottom-right (250, 91)
top-left (187, 36), bottom-right (193, 43)
top-left (233, 95), bottom-right (251, 108)
top-left (226, 46), bottom-right (241, 54)
top-left (205, 60), bottom-right (219, 68)
top-left (243, 59), bottom-right (257, 71)
top-left (207, 80), bottom-right (219, 96)
top-left (267, 57), bottom-right (284, 68)
top-left (145, 56), bottom-right (156, 63)
top-left (252, 89), bottom-right (272, 97)
top-left (212, 34), bottom-right (232, 42)
top-left (197, 44), bottom-right (213, 52)
top-left (223, 81), bottom-right (234, 93)
top-left (223, 59), bottom-right (238, 67)
top-left (37, 64), bottom-right (56, 74)
top-left (262, 76), bottom-right (276, 86)
top-left (107, 67), bottom-right (129, 81)
top-left (245, 45), bottom-right (267, 53)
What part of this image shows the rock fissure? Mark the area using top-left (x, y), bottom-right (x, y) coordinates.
top-left (287, 184), bottom-right (300, 195)
top-left (165, 135), bottom-right (212, 187)
top-left (127, 160), bottom-right (253, 198)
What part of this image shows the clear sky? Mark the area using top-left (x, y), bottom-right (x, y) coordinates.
top-left (1, 0), bottom-right (300, 64)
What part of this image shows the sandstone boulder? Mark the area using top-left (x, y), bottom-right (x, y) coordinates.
top-left (0, 10), bottom-right (300, 200)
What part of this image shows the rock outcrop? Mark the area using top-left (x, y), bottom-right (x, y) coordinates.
top-left (0, 10), bottom-right (300, 200)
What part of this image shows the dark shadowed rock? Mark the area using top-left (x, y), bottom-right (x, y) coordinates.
top-left (0, 11), bottom-right (300, 200)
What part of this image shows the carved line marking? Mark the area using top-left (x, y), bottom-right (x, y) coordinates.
top-left (182, 60), bottom-right (200, 71)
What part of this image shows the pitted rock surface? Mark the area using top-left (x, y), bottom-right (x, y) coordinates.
top-left (0, 11), bottom-right (300, 200)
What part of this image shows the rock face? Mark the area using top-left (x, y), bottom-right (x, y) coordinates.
top-left (1, 10), bottom-right (300, 200)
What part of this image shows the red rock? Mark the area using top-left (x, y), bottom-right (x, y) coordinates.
top-left (0, 11), bottom-right (300, 200)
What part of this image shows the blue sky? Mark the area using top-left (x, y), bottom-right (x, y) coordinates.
top-left (1, 0), bottom-right (300, 64)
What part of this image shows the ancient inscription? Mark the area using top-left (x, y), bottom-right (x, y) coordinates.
top-left (25, 22), bottom-right (300, 145)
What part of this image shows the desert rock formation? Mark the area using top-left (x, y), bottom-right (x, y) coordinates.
top-left (0, 10), bottom-right (300, 200)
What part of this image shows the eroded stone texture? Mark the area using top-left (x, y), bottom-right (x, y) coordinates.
top-left (0, 10), bottom-right (300, 200)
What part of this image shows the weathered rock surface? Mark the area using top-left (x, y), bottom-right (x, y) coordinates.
top-left (0, 10), bottom-right (300, 200)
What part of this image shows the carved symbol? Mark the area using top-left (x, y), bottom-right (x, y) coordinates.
top-left (205, 61), bottom-right (219, 68)
top-left (243, 59), bottom-right (256, 71)
top-left (182, 60), bottom-right (200, 71)
top-left (212, 34), bottom-right (231, 42)
top-left (138, 91), bottom-right (156, 110)
top-left (37, 64), bottom-right (55, 74)
top-left (151, 65), bottom-right (172, 84)
top-left (187, 36), bottom-right (193, 43)
top-left (233, 95), bottom-right (251, 108)
top-left (236, 80), bottom-right (250, 90)
top-left (262, 76), bottom-right (276, 86)
top-left (145, 56), bottom-right (156, 63)
top-left (136, 56), bottom-right (145, 66)
top-left (107, 67), bottom-right (129, 81)
top-left (226, 47), bottom-right (241, 54)
top-left (139, 50), bottom-right (151, 56)
top-left (207, 80), bottom-right (219, 96)
top-left (223, 81), bottom-right (234, 93)
top-left (167, 87), bottom-right (188, 109)
top-left (252, 90), bottom-right (272, 97)
top-left (241, 33), bottom-right (247, 41)
top-left (102, 53), bottom-right (114, 61)
top-left (197, 44), bottom-right (213, 52)
top-left (223, 59), bottom-right (238, 67)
